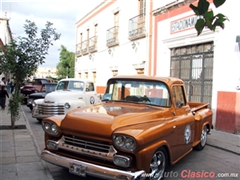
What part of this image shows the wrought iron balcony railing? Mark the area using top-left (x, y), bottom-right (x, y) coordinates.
top-left (89, 36), bottom-right (98, 53)
top-left (129, 13), bottom-right (146, 40)
top-left (106, 26), bottom-right (119, 47)
top-left (81, 40), bottom-right (89, 55)
top-left (75, 43), bottom-right (82, 57)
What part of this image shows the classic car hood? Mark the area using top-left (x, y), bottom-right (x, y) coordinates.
top-left (61, 102), bottom-right (171, 138)
top-left (29, 92), bottom-right (47, 98)
top-left (44, 90), bottom-right (84, 103)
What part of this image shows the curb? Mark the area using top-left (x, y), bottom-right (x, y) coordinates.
top-left (206, 143), bottom-right (240, 156)
top-left (21, 106), bottom-right (54, 180)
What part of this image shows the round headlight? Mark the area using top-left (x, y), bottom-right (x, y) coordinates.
top-left (64, 102), bottom-right (71, 109)
top-left (42, 121), bottom-right (59, 135)
top-left (113, 135), bottom-right (136, 152)
top-left (32, 101), bottom-right (37, 107)
top-left (51, 124), bottom-right (58, 134)
top-left (115, 136), bottom-right (125, 147)
top-left (43, 122), bottom-right (51, 131)
top-left (125, 138), bottom-right (136, 151)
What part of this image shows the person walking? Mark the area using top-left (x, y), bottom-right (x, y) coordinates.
top-left (0, 77), bottom-right (6, 86)
top-left (6, 79), bottom-right (11, 94)
top-left (0, 85), bottom-right (9, 110)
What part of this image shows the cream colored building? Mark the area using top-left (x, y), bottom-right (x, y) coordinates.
top-left (0, 12), bottom-right (13, 80)
top-left (75, 0), bottom-right (240, 134)
top-left (34, 67), bottom-right (57, 79)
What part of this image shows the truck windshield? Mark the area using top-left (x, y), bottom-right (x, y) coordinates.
top-left (103, 79), bottom-right (171, 107)
top-left (56, 81), bottom-right (84, 91)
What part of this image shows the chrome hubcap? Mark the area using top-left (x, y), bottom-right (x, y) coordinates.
top-left (200, 126), bottom-right (207, 147)
top-left (149, 151), bottom-right (166, 180)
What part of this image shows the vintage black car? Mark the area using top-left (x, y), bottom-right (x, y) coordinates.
top-left (27, 83), bottom-right (57, 110)
top-left (21, 78), bottom-right (55, 104)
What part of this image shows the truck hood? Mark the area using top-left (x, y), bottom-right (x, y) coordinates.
top-left (61, 102), bottom-right (171, 138)
top-left (44, 90), bottom-right (83, 103)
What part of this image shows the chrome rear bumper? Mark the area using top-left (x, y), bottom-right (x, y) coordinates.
top-left (41, 149), bottom-right (146, 180)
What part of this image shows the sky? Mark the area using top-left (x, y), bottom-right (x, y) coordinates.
top-left (1, 0), bottom-right (98, 68)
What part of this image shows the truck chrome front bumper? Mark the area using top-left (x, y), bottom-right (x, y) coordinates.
top-left (42, 149), bottom-right (146, 180)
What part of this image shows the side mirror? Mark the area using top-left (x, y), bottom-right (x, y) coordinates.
top-left (176, 101), bottom-right (183, 108)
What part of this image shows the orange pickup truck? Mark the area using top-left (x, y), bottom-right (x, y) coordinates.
top-left (41, 75), bottom-right (213, 180)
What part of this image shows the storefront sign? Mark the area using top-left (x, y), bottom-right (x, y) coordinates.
top-left (171, 15), bottom-right (201, 34)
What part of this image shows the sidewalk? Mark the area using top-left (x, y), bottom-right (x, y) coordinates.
top-left (0, 98), bottom-right (53, 180)
top-left (0, 100), bottom-right (240, 180)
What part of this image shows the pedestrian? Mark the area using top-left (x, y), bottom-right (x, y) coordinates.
top-left (6, 79), bottom-right (11, 93)
top-left (11, 81), bottom-right (15, 93)
top-left (0, 77), bottom-right (6, 86)
top-left (0, 85), bottom-right (9, 110)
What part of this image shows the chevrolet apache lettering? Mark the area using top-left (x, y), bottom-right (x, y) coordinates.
top-left (32, 78), bottom-right (100, 122)
top-left (41, 75), bottom-right (213, 180)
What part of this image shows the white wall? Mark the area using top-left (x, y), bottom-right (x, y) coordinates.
top-left (75, 1), bottom-right (149, 87)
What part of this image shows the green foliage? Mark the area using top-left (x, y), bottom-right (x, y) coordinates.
top-left (0, 19), bottom-right (60, 127)
top-left (190, 0), bottom-right (228, 35)
top-left (56, 45), bottom-right (75, 79)
top-left (8, 93), bottom-right (23, 121)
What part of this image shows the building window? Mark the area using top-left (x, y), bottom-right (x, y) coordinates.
top-left (85, 72), bottom-right (88, 79)
top-left (112, 70), bottom-right (118, 76)
top-left (92, 71), bottom-right (96, 83)
top-left (136, 68), bottom-right (144, 75)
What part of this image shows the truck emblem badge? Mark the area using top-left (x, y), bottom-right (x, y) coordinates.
top-left (184, 125), bottom-right (191, 144)
top-left (90, 96), bottom-right (95, 104)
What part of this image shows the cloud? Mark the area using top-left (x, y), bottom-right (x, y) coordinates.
top-left (1, 0), bottom-right (94, 68)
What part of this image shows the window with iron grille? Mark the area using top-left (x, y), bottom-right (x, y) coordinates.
top-left (170, 42), bottom-right (214, 107)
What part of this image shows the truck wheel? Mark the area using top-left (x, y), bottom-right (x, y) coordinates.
top-left (194, 125), bottom-right (207, 150)
top-left (148, 147), bottom-right (167, 180)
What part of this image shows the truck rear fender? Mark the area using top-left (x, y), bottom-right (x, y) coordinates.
top-left (192, 108), bottom-right (213, 144)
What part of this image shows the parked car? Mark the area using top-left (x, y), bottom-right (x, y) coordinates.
top-left (32, 78), bottom-right (101, 122)
top-left (41, 75), bottom-right (213, 180)
top-left (21, 78), bottom-right (55, 104)
top-left (27, 83), bottom-right (57, 110)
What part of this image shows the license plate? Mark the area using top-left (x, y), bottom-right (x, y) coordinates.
top-left (69, 163), bottom-right (86, 177)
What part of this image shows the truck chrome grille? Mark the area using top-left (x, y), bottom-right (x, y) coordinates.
top-left (63, 135), bottom-right (110, 153)
top-left (37, 104), bottom-right (65, 115)
top-left (56, 135), bottom-right (116, 161)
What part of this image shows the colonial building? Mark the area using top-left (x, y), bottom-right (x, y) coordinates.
top-left (75, 0), bottom-right (240, 134)
top-left (34, 67), bottom-right (58, 79)
top-left (0, 12), bottom-right (13, 80)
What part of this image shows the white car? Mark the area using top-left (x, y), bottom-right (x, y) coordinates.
top-left (32, 78), bottom-right (100, 121)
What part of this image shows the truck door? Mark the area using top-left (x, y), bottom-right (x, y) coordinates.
top-left (172, 85), bottom-right (195, 158)
top-left (85, 82), bottom-right (98, 105)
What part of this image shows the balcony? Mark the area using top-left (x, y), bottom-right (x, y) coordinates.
top-left (81, 40), bottom-right (89, 55)
top-left (75, 43), bottom-right (82, 57)
top-left (106, 26), bottom-right (119, 48)
top-left (89, 36), bottom-right (98, 53)
top-left (129, 13), bottom-right (146, 40)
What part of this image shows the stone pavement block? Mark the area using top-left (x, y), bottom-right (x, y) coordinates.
top-left (17, 162), bottom-right (45, 171)
top-left (17, 170), bottom-right (49, 180)
top-left (0, 171), bottom-right (17, 180)
top-left (16, 150), bottom-right (38, 156)
top-left (0, 157), bottom-right (16, 165)
top-left (1, 151), bottom-right (15, 158)
top-left (0, 164), bottom-right (17, 173)
top-left (17, 155), bottom-right (41, 163)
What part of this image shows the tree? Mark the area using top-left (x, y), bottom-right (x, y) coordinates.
top-left (190, 0), bottom-right (228, 35)
top-left (56, 45), bottom-right (75, 79)
top-left (0, 20), bottom-right (60, 128)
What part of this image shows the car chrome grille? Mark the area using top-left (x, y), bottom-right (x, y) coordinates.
top-left (57, 135), bottom-right (116, 161)
top-left (63, 135), bottom-right (111, 153)
top-left (37, 104), bottom-right (65, 115)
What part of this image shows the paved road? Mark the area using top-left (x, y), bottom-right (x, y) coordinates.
top-left (23, 105), bottom-right (240, 180)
